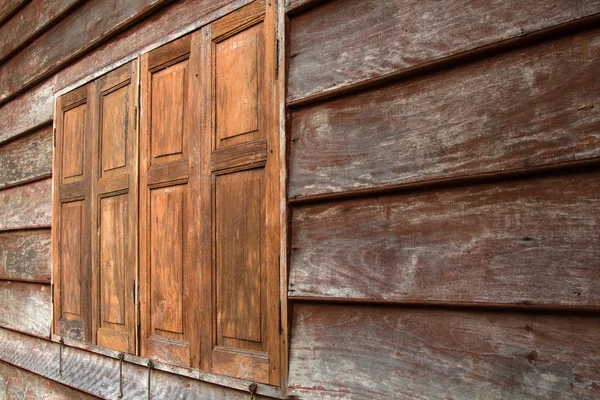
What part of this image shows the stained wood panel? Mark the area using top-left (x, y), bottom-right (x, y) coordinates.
top-left (140, 34), bottom-right (201, 368)
top-left (0, 0), bottom-right (25, 24)
top-left (289, 303), bottom-right (600, 399)
top-left (0, 178), bottom-right (52, 230)
top-left (287, 0), bottom-right (600, 103)
top-left (289, 27), bottom-right (600, 198)
top-left (0, 125), bottom-right (52, 189)
top-left (0, 230), bottom-right (51, 282)
top-left (0, 282), bottom-right (51, 338)
top-left (290, 169), bottom-right (600, 306)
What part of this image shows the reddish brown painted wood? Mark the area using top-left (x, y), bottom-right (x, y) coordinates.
top-left (0, 125), bottom-right (52, 189)
top-left (0, 229), bottom-right (51, 283)
top-left (0, 0), bottom-right (171, 105)
top-left (289, 303), bottom-right (600, 399)
top-left (0, 281), bottom-right (51, 338)
top-left (0, 179), bottom-right (52, 230)
top-left (0, 328), bottom-right (274, 399)
top-left (0, 0), bottom-right (26, 24)
top-left (0, 0), bottom-right (83, 63)
top-left (290, 169), bottom-right (600, 307)
top-left (288, 0), bottom-right (600, 103)
top-left (289, 28), bottom-right (600, 199)
top-left (0, 361), bottom-right (98, 400)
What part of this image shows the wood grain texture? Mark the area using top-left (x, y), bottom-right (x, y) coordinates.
top-left (288, 303), bottom-right (600, 399)
top-left (0, 125), bottom-right (52, 189)
top-left (289, 27), bottom-right (600, 198)
top-left (0, 328), bottom-right (273, 399)
top-left (290, 169), bottom-right (600, 306)
top-left (0, 0), bottom-right (82, 63)
top-left (287, 0), bottom-right (600, 103)
top-left (0, 281), bottom-right (51, 338)
top-left (0, 179), bottom-right (52, 230)
top-left (0, 0), bottom-right (170, 105)
top-left (0, 0), bottom-right (25, 24)
top-left (0, 229), bottom-right (51, 282)
top-left (0, 361), bottom-right (97, 400)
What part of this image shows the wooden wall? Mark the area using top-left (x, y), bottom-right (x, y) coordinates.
top-left (285, 0), bottom-right (600, 398)
top-left (0, 0), bottom-right (276, 398)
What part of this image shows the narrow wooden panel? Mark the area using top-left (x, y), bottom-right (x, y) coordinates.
top-left (216, 169), bottom-right (264, 343)
top-left (0, 125), bottom-right (52, 189)
top-left (151, 60), bottom-right (188, 164)
top-left (212, 348), bottom-right (269, 384)
top-left (290, 169), bottom-right (600, 306)
top-left (287, 0), bottom-right (600, 103)
top-left (0, 0), bottom-right (170, 105)
top-left (215, 23), bottom-right (260, 145)
top-left (0, 230), bottom-right (51, 283)
top-left (0, 178), bottom-right (52, 230)
top-left (289, 27), bottom-right (600, 198)
top-left (97, 174), bottom-right (129, 195)
top-left (0, 361), bottom-right (96, 400)
top-left (0, 0), bottom-right (82, 63)
top-left (150, 186), bottom-right (184, 335)
top-left (210, 139), bottom-right (267, 174)
top-left (0, 282), bottom-right (51, 338)
top-left (61, 104), bottom-right (86, 183)
top-left (146, 161), bottom-right (189, 187)
top-left (60, 201), bottom-right (83, 317)
top-left (289, 303), bottom-right (600, 399)
top-left (0, 328), bottom-right (277, 399)
top-left (100, 85), bottom-right (129, 176)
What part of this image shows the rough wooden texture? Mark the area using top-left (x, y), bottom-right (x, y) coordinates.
top-left (0, 328), bottom-right (273, 399)
top-left (287, 0), bottom-right (600, 103)
top-left (0, 361), bottom-right (97, 400)
top-left (0, 178), bottom-right (52, 230)
top-left (0, 125), bottom-right (52, 189)
top-left (0, 0), bottom-right (171, 104)
top-left (288, 303), bottom-right (600, 399)
top-left (0, 281), bottom-right (51, 338)
top-left (289, 27), bottom-right (600, 198)
top-left (284, 0), bottom-right (325, 13)
top-left (0, 229), bottom-right (51, 282)
top-left (290, 169), bottom-right (600, 306)
top-left (0, 0), bottom-right (25, 24)
top-left (0, 0), bottom-right (82, 63)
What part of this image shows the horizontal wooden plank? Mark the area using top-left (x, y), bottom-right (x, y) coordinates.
top-left (0, 281), bottom-right (51, 338)
top-left (0, 0), bottom-right (26, 24)
top-left (0, 179), bottom-right (52, 230)
top-left (0, 0), bottom-right (171, 105)
top-left (0, 229), bottom-right (51, 283)
top-left (0, 125), bottom-right (52, 189)
top-left (287, 0), bottom-right (600, 103)
top-left (0, 0), bottom-right (82, 63)
top-left (0, 361), bottom-right (97, 399)
top-left (289, 27), bottom-right (600, 199)
top-left (0, 328), bottom-right (275, 399)
top-left (284, 0), bottom-right (325, 14)
top-left (290, 169), bottom-right (600, 307)
top-left (289, 303), bottom-right (600, 399)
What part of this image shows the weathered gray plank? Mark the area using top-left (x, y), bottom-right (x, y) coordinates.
top-left (0, 0), bottom-right (82, 63)
top-left (0, 361), bottom-right (97, 400)
top-left (0, 282), bottom-right (51, 338)
top-left (0, 230), bottom-right (51, 282)
top-left (288, 0), bottom-right (600, 103)
top-left (0, 0), bottom-right (171, 104)
top-left (0, 179), bottom-right (52, 230)
top-left (290, 169), bottom-right (600, 306)
top-left (284, 0), bottom-right (325, 13)
top-left (0, 328), bottom-right (274, 399)
top-left (0, 126), bottom-right (52, 189)
top-left (289, 303), bottom-right (600, 399)
top-left (289, 27), bottom-right (600, 198)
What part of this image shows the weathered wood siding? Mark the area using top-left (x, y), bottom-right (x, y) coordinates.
top-left (286, 0), bottom-right (600, 398)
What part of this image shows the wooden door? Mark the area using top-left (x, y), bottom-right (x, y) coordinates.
top-left (90, 61), bottom-right (139, 353)
top-left (139, 34), bottom-right (202, 368)
top-left (53, 85), bottom-right (93, 342)
top-left (199, 0), bottom-right (281, 385)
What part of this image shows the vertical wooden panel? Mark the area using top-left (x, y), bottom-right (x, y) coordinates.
top-left (60, 201), bottom-right (83, 317)
top-left (100, 85), bottom-right (128, 175)
top-left (61, 103), bottom-right (85, 183)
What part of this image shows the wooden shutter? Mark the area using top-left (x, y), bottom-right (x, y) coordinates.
top-left (53, 85), bottom-right (93, 342)
top-left (199, 0), bottom-right (281, 385)
top-left (139, 34), bottom-right (202, 368)
top-left (90, 62), bottom-right (139, 353)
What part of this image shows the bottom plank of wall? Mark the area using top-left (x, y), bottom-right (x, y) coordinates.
top-left (0, 361), bottom-right (98, 399)
top-left (288, 303), bottom-right (600, 400)
top-left (0, 328), bottom-right (273, 399)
